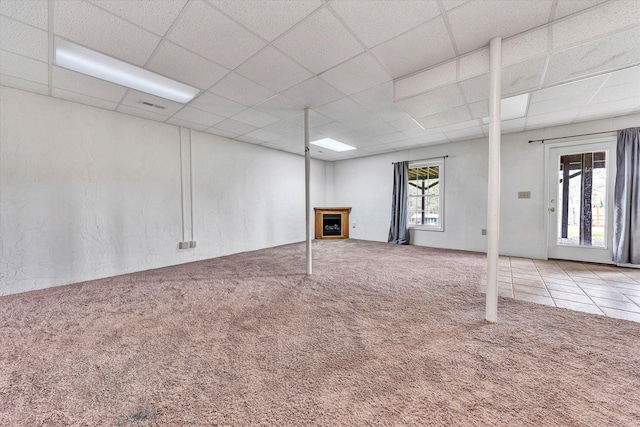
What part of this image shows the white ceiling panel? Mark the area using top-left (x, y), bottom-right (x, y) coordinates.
top-left (209, 0), bottom-right (322, 42)
top-left (525, 108), bottom-right (582, 128)
top-left (588, 66), bottom-right (640, 105)
top-left (468, 100), bottom-right (489, 119)
top-left (189, 92), bottom-right (246, 117)
top-left (544, 27), bottom-right (640, 86)
top-left (274, 8), bottom-right (364, 74)
top-left (236, 135), bottom-right (264, 145)
top-left (243, 128), bottom-right (281, 142)
top-left (329, 0), bottom-right (440, 49)
top-left (552, 0), bottom-right (640, 50)
top-left (578, 96), bottom-right (640, 120)
top-left (168, 0), bottom-right (266, 69)
top-left (0, 16), bottom-right (48, 61)
top-left (211, 118), bottom-right (258, 135)
top-left (370, 17), bottom-right (455, 79)
top-left (117, 104), bottom-right (172, 122)
top-left (360, 122), bottom-right (397, 138)
top-left (166, 117), bottom-right (208, 131)
top-left (263, 119), bottom-right (305, 137)
top-left (502, 27), bottom-right (548, 66)
top-left (0, 50), bottom-right (48, 84)
top-left (314, 97), bottom-right (368, 121)
top-left (396, 84), bottom-right (465, 118)
top-left (553, 0), bottom-right (608, 20)
top-left (338, 111), bottom-right (384, 130)
top-left (52, 88), bottom-right (118, 110)
top-left (231, 108), bottom-right (280, 127)
top-left (0, 74), bottom-right (49, 95)
top-left (120, 90), bottom-right (185, 116)
top-left (209, 72), bottom-right (275, 106)
top-left (173, 106), bottom-right (224, 127)
top-left (351, 82), bottom-right (394, 111)
top-left (458, 48), bottom-right (489, 81)
top-left (415, 105), bottom-right (471, 129)
top-left (394, 60), bottom-right (457, 101)
top-left (253, 95), bottom-right (303, 120)
top-left (448, 0), bottom-right (553, 54)
top-left (88, 0), bottom-right (188, 36)
top-left (320, 53), bottom-right (391, 95)
top-left (54, 0), bottom-right (160, 66)
top-left (441, 1), bottom-right (471, 12)
top-left (235, 46), bottom-right (313, 92)
top-left (0, 0), bottom-right (48, 30)
top-left (531, 75), bottom-right (607, 104)
top-left (443, 125), bottom-right (484, 142)
top-left (388, 117), bottom-right (423, 132)
top-left (280, 77), bottom-right (344, 108)
top-left (146, 41), bottom-right (229, 90)
top-left (313, 121), bottom-right (354, 137)
top-left (371, 105), bottom-right (411, 123)
top-left (204, 128), bottom-right (241, 139)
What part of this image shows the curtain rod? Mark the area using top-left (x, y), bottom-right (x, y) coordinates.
top-left (392, 155), bottom-right (448, 164)
top-left (528, 130), bottom-right (617, 144)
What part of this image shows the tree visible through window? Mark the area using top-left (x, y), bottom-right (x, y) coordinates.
top-left (408, 159), bottom-right (444, 230)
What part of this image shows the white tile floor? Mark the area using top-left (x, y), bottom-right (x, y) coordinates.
top-left (485, 257), bottom-right (640, 322)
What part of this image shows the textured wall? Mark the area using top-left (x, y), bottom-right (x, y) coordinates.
top-left (0, 88), bottom-right (326, 295)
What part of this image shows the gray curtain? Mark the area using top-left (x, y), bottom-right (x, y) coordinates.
top-left (388, 161), bottom-right (409, 244)
top-left (613, 127), bottom-right (640, 264)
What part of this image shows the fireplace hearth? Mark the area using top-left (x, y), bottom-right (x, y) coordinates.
top-left (314, 207), bottom-right (351, 239)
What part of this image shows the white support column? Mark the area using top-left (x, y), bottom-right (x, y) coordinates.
top-left (305, 108), bottom-right (312, 275)
top-left (486, 36), bottom-right (502, 323)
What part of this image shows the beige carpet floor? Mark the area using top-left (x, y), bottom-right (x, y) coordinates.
top-left (1, 239), bottom-right (639, 426)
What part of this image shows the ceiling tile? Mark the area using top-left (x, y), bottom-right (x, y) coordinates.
top-left (525, 108), bottom-right (581, 128)
top-left (231, 108), bottom-right (280, 127)
top-left (449, 0), bottom-right (553, 54)
top-left (468, 100), bottom-right (489, 118)
top-left (263, 118), bottom-right (305, 137)
top-left (553, 0), bottom-right (608, 20)
top-left (371, 105), bottom-right (411, 123)
top-left (52, 88), bottom-right (118, 110)
top-left (235, 46), bottom-right (313, 92)
top-left (314, 97), bottom-right (368, 121)
top-left (54, 0), bottom-right (161, 66)
top-left (443, 125), bottom-right (484, 141)
top-left (189, 92), bottom-right (246, 118)
top-left (168, 0), bottom-right (266, 69)
top-left (531, 75), bottom-right (607, 105)
top-left (236, 135), bottom-right (264, 145)
top-left (351, 81), bottom-right (394, 111)
top-left (146, 41), bottom-right (229, 90)
top-left (320, 53), bottom-right (391, 95)
top-left (0, 50), bottom-right (48, 84)
top-left (253, 95), bottom-right (303, 120)
top-left (0, 0), bottom-right (48, 30)
top-left (588, 66), bottom-right (640, 105)
top-left (209, 72), bottom-right (275, 106)
top-left (203, 128), bottom-right (241, 139)
top-left (212, 118), bottom-right (258, 135)
top-left (578, 96), bottom-right (640, 120)
top-left (243, 128), bottom-right (281, 142)
top-left (0, 74), bottom-right (49, 95)
top-left (88, 0), bottom-right (188, 35)
top-left (329, 0), bottom-right (441, 49)
top-left (274, 8), bottom-right (364, 74)
top-left (313, 121), bottom-right (354, 137)
top-left (0, 16), bottom-right (48, 61)
top-left (415, 105), bottom-right (471, 129)
top-left (173, 106), bottom-right (225, 127)
top-left (552, 0), bottom-right (640, 50)
top-left (396, 84), bottom-right (465, 118)
top-left (209, 0), bottom-right (322, 42)
top-left (280, 77), bottom-right (344, 108)
top-left (502, 27), bottom-right (548, 66)
top-left (117, 104), bottom-right (172, 122)
top-left (120, 89), bottom-right (185, 116)
top-left (459, 48), bottom-right (489, 81)
top-left (394, 60), bottom-right (457, 101)
top-left (359, 122), bottom-right (397, 137)
top-left (370, 17), bottom-right (455, 79)
top-left (165, 117), bottom-right (208, 131)
top-left (337, 111), bottom-right (382, 130)
top-left (441, 0), bottom-right (471, 11)
top-left (544, 27), bottom-right (640, 86)
top-left (388, 117), bottom-right (422, 132)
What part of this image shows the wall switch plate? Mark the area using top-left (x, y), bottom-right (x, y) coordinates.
top-left (189, 241), bottom-right (196, 248)
top-left (178, 241), bottom-right (189, 249)
top-left (518, 191), bottom-right (531, 199)
top-left (352, 222), bottom-right (356, 228)
top-left (481, 229), bottom-right (487, 235)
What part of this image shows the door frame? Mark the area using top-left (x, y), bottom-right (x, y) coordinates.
top-left (543, 136), bottom-right (617, 263)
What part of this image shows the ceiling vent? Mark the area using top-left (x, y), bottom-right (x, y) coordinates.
top-left (138, 100), bottom-right (165, 110)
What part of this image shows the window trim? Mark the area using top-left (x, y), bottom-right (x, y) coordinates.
top-left (408, 158), bottom-right (445, 232)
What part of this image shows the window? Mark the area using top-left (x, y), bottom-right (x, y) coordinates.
top-left (408, 158), bottom-right (444, 231)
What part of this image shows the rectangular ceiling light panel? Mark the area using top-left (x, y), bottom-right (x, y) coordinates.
top-left (311, 138), bottom-right (356, 152)
top-left (55, 39), bottom-right (200, 103)
top-left (482, 93), bottom-right (530, 123)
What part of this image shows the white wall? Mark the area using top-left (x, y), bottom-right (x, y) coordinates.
top-left (0, 88), bottom-right (326, 295)
top-left (331, 113), bottom-right (640, 259)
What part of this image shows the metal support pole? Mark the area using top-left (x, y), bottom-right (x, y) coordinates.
top-left (486, 36), bottom-right (502, 323)
top-left (305, 108), bottom-right (312, 275)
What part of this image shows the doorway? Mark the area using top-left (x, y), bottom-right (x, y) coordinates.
top-left (546, 138), bottom-right (616, 264)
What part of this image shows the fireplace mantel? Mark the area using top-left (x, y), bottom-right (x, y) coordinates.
top-left (314, 207), bottom-right (351, 240)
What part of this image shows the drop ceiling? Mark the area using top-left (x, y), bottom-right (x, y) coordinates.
top-left (1, 0), bottom-right (638, 161)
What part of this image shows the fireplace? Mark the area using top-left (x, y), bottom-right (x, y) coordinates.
top-left (314, 207), bottom-right (351, 239)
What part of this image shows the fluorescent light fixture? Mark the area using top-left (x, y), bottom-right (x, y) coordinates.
top-left (55, 39), bottom-right (200, 103)
top-left (482, 93), bottom-right (530, 124)
top-left (311, 138), bottom-right (356, 152)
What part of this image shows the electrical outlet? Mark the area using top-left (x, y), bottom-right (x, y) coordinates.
top-left (481, 229), bottom-right (487, 235)
top-left (178, 241), bottom-right (189, 249)
top-left (189, 241), bottom-right (196, 248)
